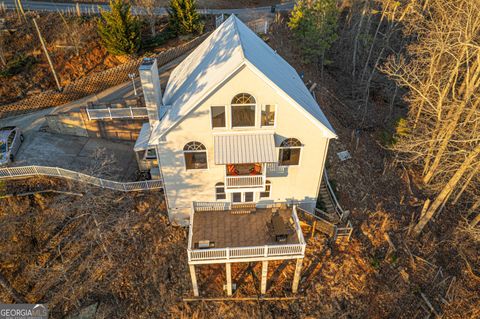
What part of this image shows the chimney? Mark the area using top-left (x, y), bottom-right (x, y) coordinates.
top-left (139, 58), bottom-right (162, 125)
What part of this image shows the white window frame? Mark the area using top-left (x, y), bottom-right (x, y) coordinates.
top-left (215, 182), bottom-right (227, 201)
top-left (183, 141), bottom-right (209, 171)
top-left (260, 104), bottom-right (277, 128)
top-left (230, 191), bottom-right (255, 203)
top-left (259, 180), bottom-right (272, 199)
top-left (230, 93), bottom-right (257, 129)
top-left (210, 105), bottom-right (227, 129)
top-left (278, 138), bottom-right (303, 167)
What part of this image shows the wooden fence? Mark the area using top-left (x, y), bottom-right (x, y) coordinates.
top-left (0, 165), bottom-right (163, 192)
top-left (0, 33), bottom-right (210, 119)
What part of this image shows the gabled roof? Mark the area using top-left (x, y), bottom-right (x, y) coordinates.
top-left (150, 15), bottom-right (336, 144)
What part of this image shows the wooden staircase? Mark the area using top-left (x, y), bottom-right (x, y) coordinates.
top-left (296, 170), bottom-right (353, 243)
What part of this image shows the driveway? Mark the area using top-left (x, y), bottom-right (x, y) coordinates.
top-left (0, 57), bottom-right (184, 182)
top-left (13, 131), bottom-right (138, 181)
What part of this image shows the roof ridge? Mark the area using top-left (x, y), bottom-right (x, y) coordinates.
top-left (231, 15), bottom-right (246, 62)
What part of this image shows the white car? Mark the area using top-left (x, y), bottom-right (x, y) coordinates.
top-left (0, 126), bottom-right (24, 166)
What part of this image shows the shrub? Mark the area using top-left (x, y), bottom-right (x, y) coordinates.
top-left (0, 55), bottom-right (36, 78)
top-left (97, 0), bottom-right (141, 56)
top-left (168, 0), bottom-right (204, 35)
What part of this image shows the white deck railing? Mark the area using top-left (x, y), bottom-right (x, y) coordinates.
top-left (225, 175), bottom-right (265, 189)
top-left (86, 107), bottom-right (148, 120)
top-left (193, 201), bottom-right (231, 211)
top-left (188, 203), bottom-right (306, 263)
top-left (188, 244), bottom-right (305, 262)
top-left (0, 165), bottom-right (162, 192)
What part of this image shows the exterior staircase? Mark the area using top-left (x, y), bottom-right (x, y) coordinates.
top-left (297, 170), bottom-right (353, 243)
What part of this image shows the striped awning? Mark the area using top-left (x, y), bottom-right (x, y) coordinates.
top-left (214, 133), bottom-right (277, 164)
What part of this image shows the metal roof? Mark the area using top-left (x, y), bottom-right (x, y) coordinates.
top-left (214, 132), bottom-right (277, 164)
top-left (149, 15), bottom-right (336, 144)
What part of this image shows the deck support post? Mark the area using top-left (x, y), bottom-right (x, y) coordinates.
top-left (226, 263), bottom-right (232, 296)
top-left (292, 258), bottom-right (303, 293)
top-left (261, 261), bottom-right (268, 294)
top-left (189, 264), bottom-right (199, 297)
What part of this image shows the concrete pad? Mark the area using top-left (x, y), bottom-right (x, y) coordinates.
top-left (12, 131), bottom-right (137, 181)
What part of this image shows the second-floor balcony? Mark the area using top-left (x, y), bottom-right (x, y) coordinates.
top-left (225, 163), bottom-right (266, 191)
top-left (214, 132), bottom-right (276, 192)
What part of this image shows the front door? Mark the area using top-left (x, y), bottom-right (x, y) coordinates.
top-left (232, 191), bottom-right (254, 203)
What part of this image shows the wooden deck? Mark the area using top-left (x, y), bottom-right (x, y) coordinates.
top-left (191, 207), bottom-right (300, 249)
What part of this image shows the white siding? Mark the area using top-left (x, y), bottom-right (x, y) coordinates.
top-left (157, 66), bottom-right (331, 224)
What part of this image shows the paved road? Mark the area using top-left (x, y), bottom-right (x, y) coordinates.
top-left (2, 0), bottom-right (293, 15)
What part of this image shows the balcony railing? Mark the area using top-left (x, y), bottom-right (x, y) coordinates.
top-left (225, 174), bottom-right (265, 190)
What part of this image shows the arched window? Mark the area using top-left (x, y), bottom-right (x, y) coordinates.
top-left (215, 182), bottom-right (226, 200)
top-left (183, 141), bottom-right (207, 170)
top-left (279, 138), bottom-right (302, 166)
top-left (260, 180), bottom-right (271, 198)
top-left (231, 93), bottom-right (256, 127)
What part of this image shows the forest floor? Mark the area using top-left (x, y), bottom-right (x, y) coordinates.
top-left (0, 13), bottom-right (479, 319)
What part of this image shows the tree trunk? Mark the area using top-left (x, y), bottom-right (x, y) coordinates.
top-left (352, 1), bottom-right (369, 78)
top-left (413, 143), bottom-right (480, 236)
top-left (470, 212), bottom-right (480, 228)
top-left (423, 54), bottom-right (480, 183)
top-left (422, 46), bottom-right (470, 179)
top-left (360, 4), bottom-right (387, 83)
top-left (452, 162), bottom-right (480, 204)
top-left (150, 19), bottom-right (156, 36)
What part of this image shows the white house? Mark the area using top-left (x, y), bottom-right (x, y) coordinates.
top-left (135, 15), bottom-right (337, 296)
top-left (137, 15), bottom-right (336, 224)
top-left (135, 15), bottom-right (336, 296)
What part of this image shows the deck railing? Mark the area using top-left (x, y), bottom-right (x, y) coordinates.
top-left (193, 201), bottom-right (231, 212)
top-left (188, 203), bottom-right (306, 263)
top-left (225, 175), bottom-right (265, 189)
top-left (188, 244), bottom-right (305, 262)
top-left (86, 107), bottom-right (148, 120)
top-left (0, 165), bottom-right (162, 192)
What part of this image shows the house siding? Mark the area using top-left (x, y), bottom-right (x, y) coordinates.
top-left (156, 66), bottom-right (330, 224)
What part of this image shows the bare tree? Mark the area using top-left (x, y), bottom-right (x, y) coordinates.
top-left (136, 0), bottom-right (158, 36)
top-left (381, 0), bottom-right (480, 235)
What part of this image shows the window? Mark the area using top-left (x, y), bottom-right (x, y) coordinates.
top-left (231, 93), bottom-right (256, 127)
top-left (259, 180), bottom-right (271, 198)
top-left (261, 105), bottom-right (275, 126)
top-left (215, 182), bottom-right (226, 200)
top-left (232, 192), bottom-right (242, 203)
top-left (145, 148), bottom-right (157, 159)
top-left (244, 192), bottom-right (254, 202)
top-left (183, 141), bottom-right (208, 170)
top-left (279, 138), bottom-right (302, 166)
top-left (211, 106), bottom-right (226, 128)
top-left (7, 132), bottom-right (15, 148)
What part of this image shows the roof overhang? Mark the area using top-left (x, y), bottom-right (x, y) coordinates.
top-left (134, 123), bottom-right (151, 151)
top-left (214, 132), bottom-right (277, 164)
